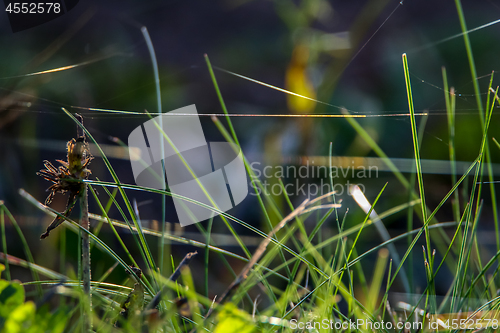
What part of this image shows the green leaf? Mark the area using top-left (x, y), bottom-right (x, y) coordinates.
top-left (30, 305), bottom-right (70, 333)
top-left (214, 303), bottom-right (257, 333)
top-left (2, 301), bottom-right (35, 333)
top-left (0, 280), bottom-right (24, 318)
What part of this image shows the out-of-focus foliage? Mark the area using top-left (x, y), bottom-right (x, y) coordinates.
top-left (0, 264), bottom-right (69, 333)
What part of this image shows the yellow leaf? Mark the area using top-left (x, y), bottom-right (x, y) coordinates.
top-left (213, 303), bottom-right (257, 333)
top-left (285, 44), bottom-right (317, 114)
top-left (3, 301), bottom-right (35, 333)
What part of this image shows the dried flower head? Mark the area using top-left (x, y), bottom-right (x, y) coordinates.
top-left (37, 135), bottom-right (93, 239)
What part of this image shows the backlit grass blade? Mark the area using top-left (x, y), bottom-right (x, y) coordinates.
top-left (402, 53), bottom-right (431, 267)
top-left (442, 67), bottom-right (461, 225)
top-left (88, 185), bottom-right (139, 268)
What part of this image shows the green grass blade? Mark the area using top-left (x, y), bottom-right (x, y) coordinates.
top-left (0, 202), bottom-right (42, 296)
top-left (140, 26), bottom-right (168, 277)
top-left (0, 206), bottom-right (10, 281)
top-left (88, 185), bottom-right (139, 268)
top-left (442, 67), bottom-right (461, 224)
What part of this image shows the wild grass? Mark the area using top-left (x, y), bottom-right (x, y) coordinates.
top-left (1, 1), bottom-right (500, 332)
